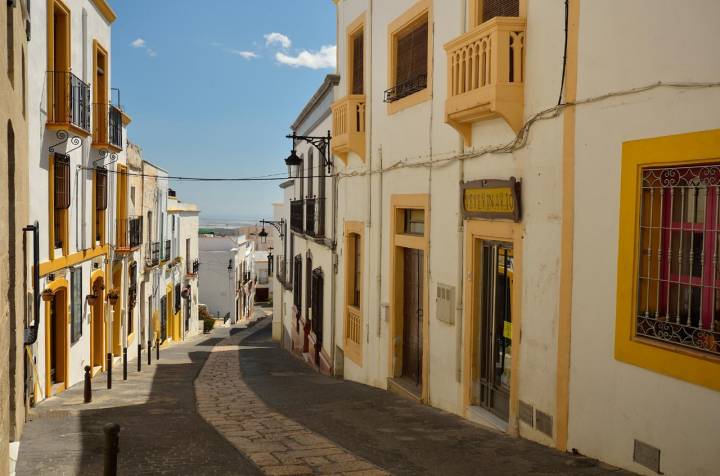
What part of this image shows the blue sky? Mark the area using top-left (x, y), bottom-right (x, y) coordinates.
top-left (111, 0), bottom-right (336, 221)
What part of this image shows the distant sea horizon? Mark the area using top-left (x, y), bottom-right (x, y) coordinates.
top-left (199, 215), bottom-right (261, 228)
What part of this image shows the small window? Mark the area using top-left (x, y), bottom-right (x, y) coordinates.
top-left (352, 31), bottom-right (364, 95)
top-left (53, 154), bottom-right (70, 250)
top-left (70, 267), bottom-right (82, 344)
top-left (404, 209), bottom-right (425, 235)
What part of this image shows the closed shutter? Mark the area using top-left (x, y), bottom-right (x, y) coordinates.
top-left (395, 20), bottom-right (428, 86)
top-left (96, 167), bottom-right (107, 210)
top-left (352, 33), bottom-right (364, 95)
top-left (54, 154), bottom-right (70, 209)
top-left (482, 0), bottom-right (519, 22)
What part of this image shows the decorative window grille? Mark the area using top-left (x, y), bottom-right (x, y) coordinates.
top-left (636, 164), bottom-right (720, 356)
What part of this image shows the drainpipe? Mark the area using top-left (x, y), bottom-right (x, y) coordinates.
top-left (455, 0), bottom-right (468, 384)
top-left (23, 222), bottom-right (40, 345)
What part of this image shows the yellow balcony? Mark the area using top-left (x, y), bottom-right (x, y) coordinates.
top-left (444, 17), bottom-right (525, 146)
top-left (331, 95), bottom-right (366, 162)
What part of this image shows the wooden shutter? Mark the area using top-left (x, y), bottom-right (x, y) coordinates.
top-left (95, 167), bottom-right (107, 210)
top-left (395, 19), bottom-right (428, 86)
top-left (54, 154), bottom-right (70, 209)
top-left (482, 0), bottom-right (519, 22)
top-left (352, 33), bottom-right (364, 95)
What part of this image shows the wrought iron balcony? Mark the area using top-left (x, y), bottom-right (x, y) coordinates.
top-left (46, 71), bottom-right (91, 134)
top-left (305, 198), bottom-right (326, 239)
top-left (384, 75), bottom-right (427, 104)
top-left (444, 16), bottom-right (526, 145)
top-left (187, 258), bottom-right (200, 276)
top-left (290, 200), bottom-right (304, 234)
top-left (116, 216), bottom-right (143, 252)
top-left (146, 241), bottom-right (160, 267)
top-left (331, 95), bottom-right (366, 161)
top-left (93, 103), bottom-right (123, 151)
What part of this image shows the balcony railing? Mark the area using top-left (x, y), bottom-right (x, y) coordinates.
top-left (93, 103), bottom-right (123, 151)
top-left (291, 200), bottom-right (304, 234)
top-left (305, 198), bottom-right (325, 239)
top-left (116, 216), bottom-right (143, 251)
top-left (47, 71), bottom-right (91, 133)
top-left (331, 95), bottom-right (366, 161)
top-left (384, 74), bottom-right (428, 104)
top-left (187, 258), bottom-right (200, 276)
top-left (444, 16), bottom-right (526, 145)
top-left (146, 241), bottom-right (160, 267)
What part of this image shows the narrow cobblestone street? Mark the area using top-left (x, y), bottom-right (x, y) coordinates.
top-left (16, 312), bottom-right (632, 475)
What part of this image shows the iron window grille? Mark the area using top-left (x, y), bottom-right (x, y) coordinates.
top-left (636, 164), bottom-right (720, 356)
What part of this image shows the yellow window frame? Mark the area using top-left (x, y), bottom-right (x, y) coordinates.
top-left (48, 153), bottom-right (69, 260)
top-left (387, 0), bottom-right (433, 116)
top-left (616, 128), bottom-right (720, 391)
top-left (346, 12), bottom-right (365, 96)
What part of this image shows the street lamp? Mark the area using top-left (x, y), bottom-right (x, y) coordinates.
top-left (284, 131), bottom-right (333, 178)
top-left (258, 227), bottom-right (269, 243)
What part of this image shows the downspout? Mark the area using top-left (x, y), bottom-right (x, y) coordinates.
top-left (23, 222), bottom-right (40, 345)
top-left (455, 0), bottom-right (468, 384)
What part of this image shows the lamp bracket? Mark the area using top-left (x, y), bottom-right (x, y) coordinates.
top-left (287, 132), bottom-right (333, 172)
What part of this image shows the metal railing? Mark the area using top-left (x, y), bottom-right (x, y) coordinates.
top-left (47, 71), bottom-right (91, 132)
top-left (305, 198), bottom-right (325, 238)
top-left (117, 216), bottom-right (143, 251)
top-left (93, 103), bottom-right (123, 149)
top-left (384, 74), bottom-right (428, 103)
top-left (290, 200), bottom-right (304, 233)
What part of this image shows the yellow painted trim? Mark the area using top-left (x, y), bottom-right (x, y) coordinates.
top-left (555, 0), bottom-right (579, 451)
top-left (89, 271), bottom-right (106, 371)
top-left (120, 110), bottom-right (132, 125)
top-left (48, 153), bottom-right (69, 260)
top-left (112, 264), bottom-right (122, 356)
top-left (387, 0), bottom-right (433, 116)
top-left (462, 219), bottom-right (523, 436)
top-left (615, 128), bottom-right (720, 392)
top-left (343, 221), bottom-right (365, 365)
top-left (468, 0), bottom-right (527, 29)
top-left (91, 0), bottom-right (117, 24)
top-left (39, 245), bottom-right (108, 276)
top-left (44, 278), bottom-right (70, 398)
top-left (388, 194), bottom-right (431, 402)
top-left (116, 164), bottom-right (128, 245)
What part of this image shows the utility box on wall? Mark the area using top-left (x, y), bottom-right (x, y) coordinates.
top-left (436, 283), bottom-right (455, 325)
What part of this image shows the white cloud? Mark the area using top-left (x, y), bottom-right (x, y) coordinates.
top-left (264, 32), bottom-right (292, 49)
top-left (230, 50), bottom-right (259, 59)
top-left (131, 38), bottom-right (146, 48)
top-left (275, 45), bottom-right (336, 70)
top-left (146, 49), bottom-right (157, 58)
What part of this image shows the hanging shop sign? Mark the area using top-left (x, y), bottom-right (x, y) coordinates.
top-left (461, 177), bottom-right (522, 222)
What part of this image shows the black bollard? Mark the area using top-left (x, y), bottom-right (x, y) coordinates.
top-left (137, 343), bottom-right (142, 372)
top-left (84, 366), bottom-right (92, 403)
top-left (106, 353), bottom-right (112, 389)
top-left (103, 422), bottom-right (120, 476)
top-left (147, 338), bottom-right (152, 365)
top-left (122, 347), bottom-right (127, 381)
top-left (156, 337), bottom-right (160, 360)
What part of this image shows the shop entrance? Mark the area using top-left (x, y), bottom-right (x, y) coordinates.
top-left (472, 241), bottom-right (513, 421)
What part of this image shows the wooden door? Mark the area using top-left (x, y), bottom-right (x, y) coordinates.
top-left (402, 249), bottom-right (424, 387)
top-left (91, 278), bottom-right (105, 368)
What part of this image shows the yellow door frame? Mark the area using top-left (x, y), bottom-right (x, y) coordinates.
top-left (44, 277), bottom-right (69, 398)
top-left (387, 194), bottom-right (431, 402)
top-left (90, 269), bottom-right (106, 371)
top-left (112, 264), bottom-right (122, 356)
top-left (166, 284), bottom-right (173, 342)
top-left (462, 219), bottom-right (523, 436)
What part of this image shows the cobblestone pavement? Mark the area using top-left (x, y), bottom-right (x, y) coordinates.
top-left (16, 328), bottom-right (261, 475)
top-left (196, 317), bottom-right (388, 476)
top-left (219, 316), bottom-right (633, 476)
